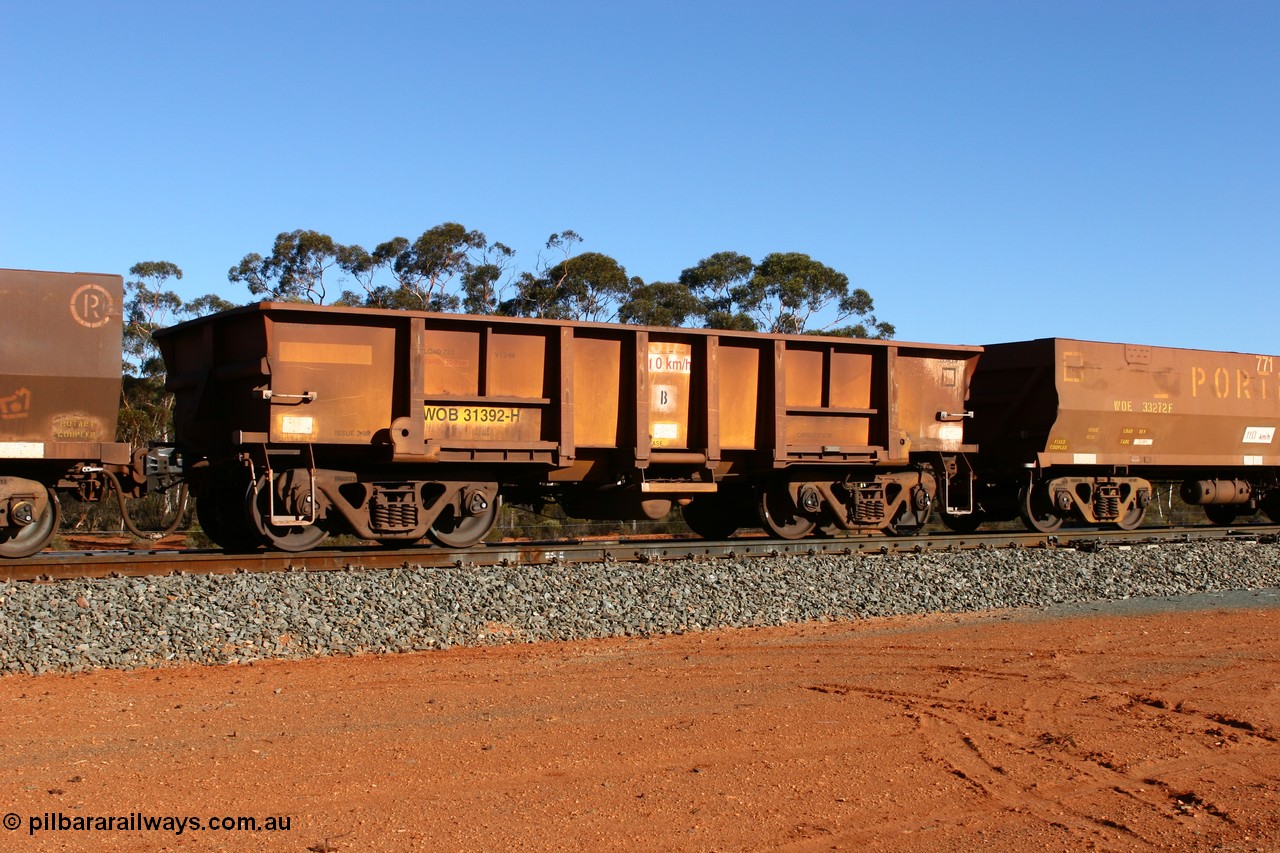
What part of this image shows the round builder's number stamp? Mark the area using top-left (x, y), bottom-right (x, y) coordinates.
top-left (70, 283), bottom-right (114, 328)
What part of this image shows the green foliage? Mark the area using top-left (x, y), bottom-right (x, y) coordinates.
top-left (677, 250), bottom-right (756, 329)
top-left (119, 261), bottom-right (234, 450)
top-left (817, 318), bottom-right (897, 339)
top-left (229, 224), bottom-right (893, 336)
top-left (744, 252), bottom-right (849, 334)
top-left (333, 242), bottom-right (378, 304)
top-left (617, 281), bottom-right (702, 327)
top-left (378, 222), bottom-right (485, 311)
top-left (663, 250), bottom-right (894, 338)
top-left (183, 293), bottom-right (237, 316)
top-left (123, 262), bottom-right (183, 377)
top-left (499, 232), bottom-right (633, 322)
top-left (817, 286), bottom-right (895, 339)
top-left (120, 262), bottom-right (183, 448)
top-left (228, 229), bottom-right (340, 303)
top-left (460, 241), bottom-right (516, 314)
top-left (335, 224), bottom-right (513, 314)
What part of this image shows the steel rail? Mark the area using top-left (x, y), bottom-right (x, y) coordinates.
top-left (5, 523), bottom-right (1277, 583)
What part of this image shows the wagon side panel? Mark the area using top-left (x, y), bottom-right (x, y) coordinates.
top-left (768, 337), bottom-right (980, 466)
top-left (267, 314), bottom-right (400, 446)
top-left (1043, 340), bottom-right (1280, 470)
top-left (160, 307), bottom-right (272, 455)
top-left (892, 346), bottom-right (981, 456)
top-left (0, 268), bottom-right (128, 464)
top-left (965, 339), bottom-right (1061, 470)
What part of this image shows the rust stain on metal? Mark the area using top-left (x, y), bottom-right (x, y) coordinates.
top-left (0, 269), bottom-right (125, 451)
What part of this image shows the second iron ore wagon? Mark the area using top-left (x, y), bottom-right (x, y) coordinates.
top-left (962, 337), bottom-right (1280, 531)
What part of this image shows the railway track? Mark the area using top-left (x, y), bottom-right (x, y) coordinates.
top-left (7, 523), bottom-right (1279, 583)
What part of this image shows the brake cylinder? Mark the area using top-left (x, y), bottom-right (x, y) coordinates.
top-left (1180, 479), bottom-right (1252, 506)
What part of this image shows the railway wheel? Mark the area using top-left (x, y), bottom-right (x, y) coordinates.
top-left (428, 492), bottom-right (501, 548)
top-left (1113, 502), bottom-right (1147, 531)
top-left (757, 484), bottom-right (815, 540)
top-left (196, 473), bottom-right (261, 552)
top-left (1203, 505), bottom-right (1239, 526)
top-left (940, 509), bottom-right (984, 534)
top-left (681, 494), bottom-right (740, 540)
top-left (884, 485), bottom-right (933, 536)
top-left (249, 474), bottom-right (329, 552)
top-left (812, 509), bottom-right (845, 538)
top-left (0, 488), bottom-right (60, 558)
top-left (1264, 496), bottom-right (1280, 524)
top-left (1018, 485), bottom-right (1064, 534)
top-left (884, 510), bottom-right (927, 536)
top-left (195, 489), bottom-right (226, 545)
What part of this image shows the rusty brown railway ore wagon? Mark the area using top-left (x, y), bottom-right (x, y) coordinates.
top-left (156, 303), bottom-right (980, 551)
top-left (0, 268), bottom-right (135, 556)
top-left (960, 338), bottom-right (1280, 532)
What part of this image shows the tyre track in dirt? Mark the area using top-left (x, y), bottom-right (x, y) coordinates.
top-left (789, 604), bottom-right (1279, 851)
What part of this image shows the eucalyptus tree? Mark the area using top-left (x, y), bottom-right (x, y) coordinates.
top-left (335, 223), bottom-right (511, 313)
top-left (677, 250), bottom-right (756, 331)
top-left (500, 232), bottom-right (632, 322)
top-left (228, 229), bottom-right (340, 303)
top-left (459, 241), bottom-right (517, 315)
top-left (617, 281), bottom-right (703, 327)
top-left (678, 250), bottom-right (893, 338)
top-left (119, 262), bottom-right (234, 448)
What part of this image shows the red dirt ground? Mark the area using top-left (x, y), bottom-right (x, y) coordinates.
top-left (1, 603), bottom-right (1277, 851)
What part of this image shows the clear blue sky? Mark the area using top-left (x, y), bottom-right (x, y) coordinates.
top-left (2, 1), bottom-right (1276, 350)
